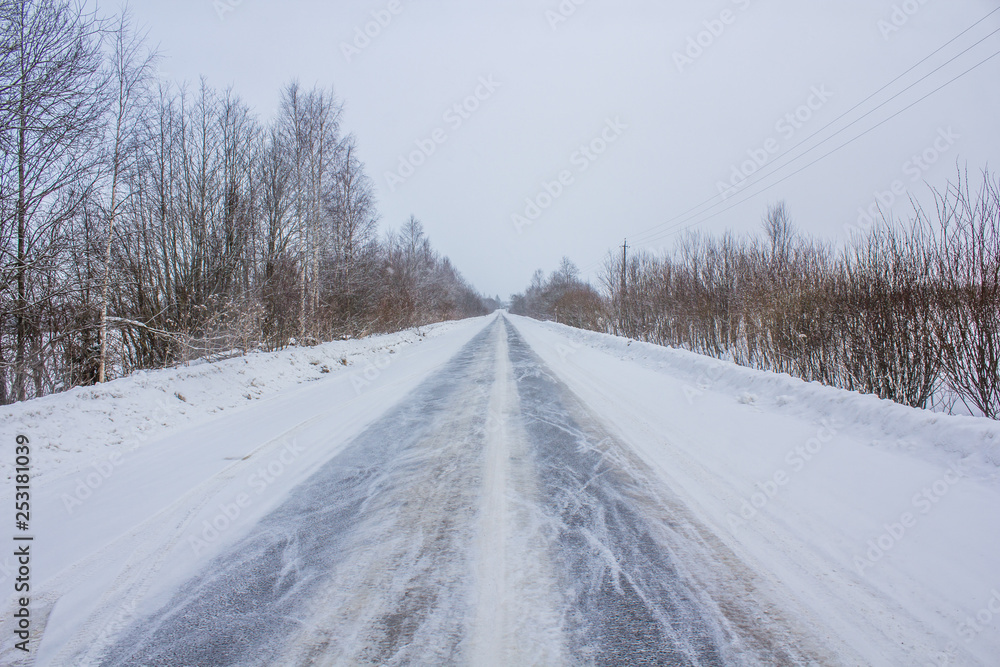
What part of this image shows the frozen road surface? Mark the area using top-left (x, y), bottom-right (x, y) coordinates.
top-left (58, 318), bottom-right (812, 665)
top-left (7, 313), bottom-right (1000, 665)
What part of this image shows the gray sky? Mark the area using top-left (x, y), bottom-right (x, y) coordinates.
top-left (117, 0), bottom-right (1000, 298)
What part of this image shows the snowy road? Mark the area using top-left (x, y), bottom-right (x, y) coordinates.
top-left (57, 317), bottom-right (816, 665)
top-left (7, 313), bottom-right (1000, 666)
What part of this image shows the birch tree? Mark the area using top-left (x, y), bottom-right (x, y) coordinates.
top-left (97, 6), bottom-right (155, 383)
top-left (1, 0), bottom-right (105, 402)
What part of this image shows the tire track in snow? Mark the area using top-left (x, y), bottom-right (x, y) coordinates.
top-left (91, 322), bottom-right (501, 666)
top-left (62, 314), bottom-right (824, 665)
top-left (504, 318), bottom-right (818, 665)
top-left (469, 316), bottom-right (567, 666)
top-left (44, 395), bottom-right (372, 667)
top-left (505, 320), bottom-right (725, 665)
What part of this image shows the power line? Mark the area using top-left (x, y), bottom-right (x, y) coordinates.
top-left (633, 24), bottom-right (1000, 245)
top-left (630, 7), bottom-right (1000, 245)
top-left (631, 11), bottom-right (1000, 244)
top-left (577, 8), bottom-right (1000, 277)
top-left (638, 47), bottom-right (1000, 246)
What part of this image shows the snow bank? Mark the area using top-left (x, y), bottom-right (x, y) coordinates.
top-left (0, 318), bottom-right (485, 486)
top-left (509, 314), bottom-right (1000, 665)
top-left (518, 318), bottom-right (1000, 485)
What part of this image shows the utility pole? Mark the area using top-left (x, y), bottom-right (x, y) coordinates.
top-left (620, 239), bottom-right (628, 334)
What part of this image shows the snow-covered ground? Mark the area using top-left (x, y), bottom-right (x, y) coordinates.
top-left (511, 314), bottom-right (1000, 666)
top-left (0, 316), bottom-right (494, 664)
top-left (1, 312), bottom-right (998, 665)
top-left (0, 318), bottom-right (490, 486)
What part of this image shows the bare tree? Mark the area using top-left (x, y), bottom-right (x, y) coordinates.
top-left (1, 0), bottom-right (106, 402)
top-left (328, 134), bottom-right (378, 315)
top-left (0, 19), bottom-right (487, 404)
top-left (257, 124), bottom-right (296, 347)
top-left (511, 258), bottom-right (604, 329)
top-left (930, 169), bottom-right (1000, 418)
top-left (278, 82), bottom-right (344, 341)
top-left (582, 194), bottom-right (989, 415)
top-left (96, 5), bottom-right (156, 383)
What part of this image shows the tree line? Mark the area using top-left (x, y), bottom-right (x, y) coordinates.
top-left (509, 257), bottom-right (604, 331)
top-left (514, 169), bottom-right (1000, 420)
top-left (0, 0), bottom-right (488, 405)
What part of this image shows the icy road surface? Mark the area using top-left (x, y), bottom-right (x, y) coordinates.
top-left (58, 317), bottom-right (822, 665)
top-left (16, 311), bottom-right (998, 666)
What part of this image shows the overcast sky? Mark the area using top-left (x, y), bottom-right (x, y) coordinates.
top-left (113, 0), bottom-right (1000, 299)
